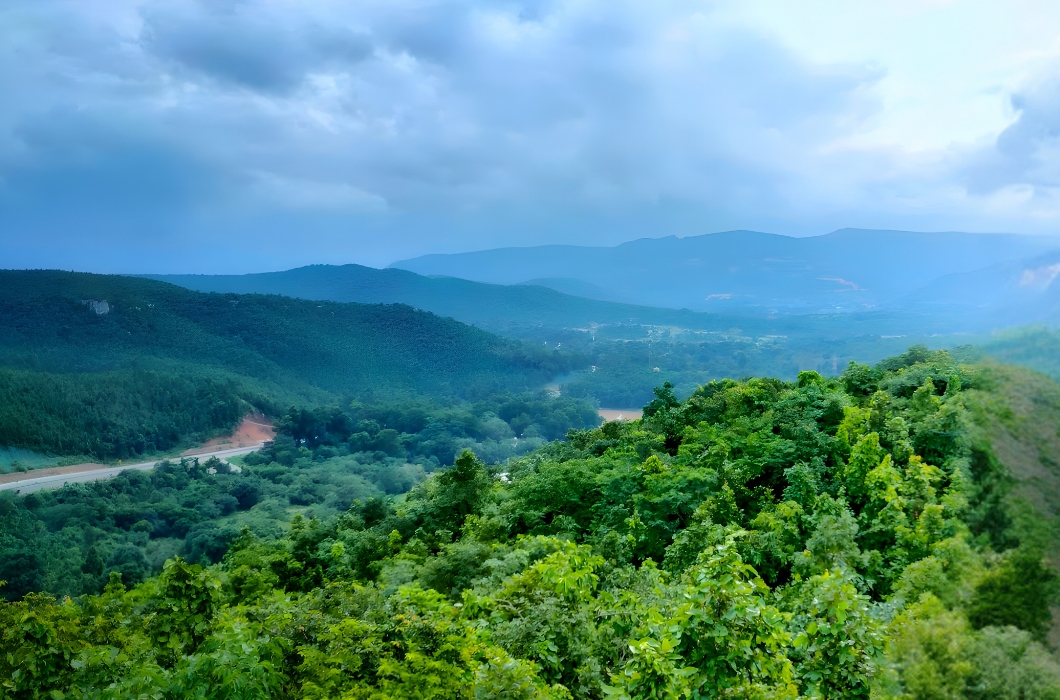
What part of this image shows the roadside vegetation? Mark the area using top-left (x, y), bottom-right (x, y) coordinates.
top-left (0, 392), bottom-right (601, 600)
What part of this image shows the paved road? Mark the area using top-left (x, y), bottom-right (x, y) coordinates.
top-left (0, 444), bottom-right (264, 495)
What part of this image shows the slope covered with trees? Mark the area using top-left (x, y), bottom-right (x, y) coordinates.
top-left (0, 270), bottom-right (578, 460)
top-left (141, 264), bottom-right (750, 337)
top-left (974, 326), bottom-right (1060, 383)
top-left (0, 393), bottom-right (601, 599)
top-left (142, 263), bottom-right (986, 408)
top-left (4, 347), bottom-right (1059, 698)
top-left (0, 368), bottom-right (251, 461)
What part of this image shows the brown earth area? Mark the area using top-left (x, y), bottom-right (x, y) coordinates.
top-left (181, 412), bottom-right (275, 456)
top-left (598, 409), bottom-right (643, 422)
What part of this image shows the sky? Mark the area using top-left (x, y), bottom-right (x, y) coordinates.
top-left (4, 0), bottom-right (1060, 273)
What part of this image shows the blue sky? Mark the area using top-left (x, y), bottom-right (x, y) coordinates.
top-left (3, 0), bottom-right (1060, 272)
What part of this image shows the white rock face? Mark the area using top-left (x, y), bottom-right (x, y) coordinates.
top-left (82, 300), bottom-right (110, 315)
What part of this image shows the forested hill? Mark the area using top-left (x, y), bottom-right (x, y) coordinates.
top-left (6, 348), bottom-right (1060, 698)
top-left (0, 270), bottom-right (577, 459)
top-left (139, 264), bottom-right (754, 337)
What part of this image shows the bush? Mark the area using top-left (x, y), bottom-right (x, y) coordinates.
top-left (105, 544), bottom-right (149, 586)
top-left (968, 550), bottom-right (1059, 640)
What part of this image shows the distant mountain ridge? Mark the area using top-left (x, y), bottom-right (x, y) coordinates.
top-left (141, 229), bottom-right (1060, 343)
top-left (139, 264), bottom-right (761, 338)
top-left (515, 277), bottom-right (624, 303)
top-left (390, 228), bottom-right (1057, 313)
top-left (897, 249), bottom-right (1060, 323)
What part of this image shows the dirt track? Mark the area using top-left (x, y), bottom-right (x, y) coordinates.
top-left (181, 413), bottom-right (274, 455)
top-left (0, 444), bottom-right (264, 495)
top-left (0, 414), bottom-right (275, 493)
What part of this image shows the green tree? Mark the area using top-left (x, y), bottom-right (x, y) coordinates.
top-left (967, 550), bottom-right (1059, 641)
top-left (410, 449), bottom-right (494, 533)
top-left (145, 557), bottom-right (221, 665)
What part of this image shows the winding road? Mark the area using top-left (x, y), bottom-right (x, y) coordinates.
top-left (0, 444), bottom-right (264, 495)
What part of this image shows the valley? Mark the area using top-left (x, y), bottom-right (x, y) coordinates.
top-left (143, 229), bottom-right (1060, 409)
top-left (5, 231), bottom-right (1060, 699)
top-left (10, 6), bottom-right (1060, 696)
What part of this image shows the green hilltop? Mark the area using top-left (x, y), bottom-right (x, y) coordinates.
top-left (0, 270), bottom-right (577, 460)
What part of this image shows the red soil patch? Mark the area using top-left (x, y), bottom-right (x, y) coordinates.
top-left (182, 412), bottom-right (275, 456)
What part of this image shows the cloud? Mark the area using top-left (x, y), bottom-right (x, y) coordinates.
top-left (246, 171), bottom-right (387, 212)
top-left (0, 106), bottom-right (221, 249)
top-left (0, 0), bottom-right (1056, 273)
top-left (965, 76), bottom-right (1060, 193)
top-left (141, 1), bottom-right (373, 92)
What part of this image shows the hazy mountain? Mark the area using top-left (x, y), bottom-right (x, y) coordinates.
top-left (390, 229), bottom-right (1055, 313)
top-left (139, 264), bottom-right (763, 338)
top-left (897, 249), bottom-right (1060, 326)
top-left (139, 252), bottom-right (1048, 347)
top-left (515, 277), bottom-right (628, 302)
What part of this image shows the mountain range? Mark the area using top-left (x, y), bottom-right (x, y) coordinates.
top-left (898, 249), bottom-right (1060, 325)
top-left (144, 229), bottom-right (1060, 340)
top-left (139, 264), bottom-right (760, 339)
top-left (391, 228), bottom-right (1059, 316)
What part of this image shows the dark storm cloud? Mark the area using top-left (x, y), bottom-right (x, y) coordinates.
top-left (3, 0), bottom-right (1044, 273)
top-left (1, 107), bottom-right (224, 257)
top-left (142, 2), bottom-right (373, 92)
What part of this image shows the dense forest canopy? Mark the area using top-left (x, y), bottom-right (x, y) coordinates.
top-left (4, 347), bottom-right (1060, 699)
top-left (0, 392), bottom-right (602, 599)
top-left (143, 262), bottom-right (1060, 408)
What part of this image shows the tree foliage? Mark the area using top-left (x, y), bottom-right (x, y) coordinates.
top-left (0, 270), bottom-right (584, 461)
top-left (2, 348), bottom-right (1059, 699)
